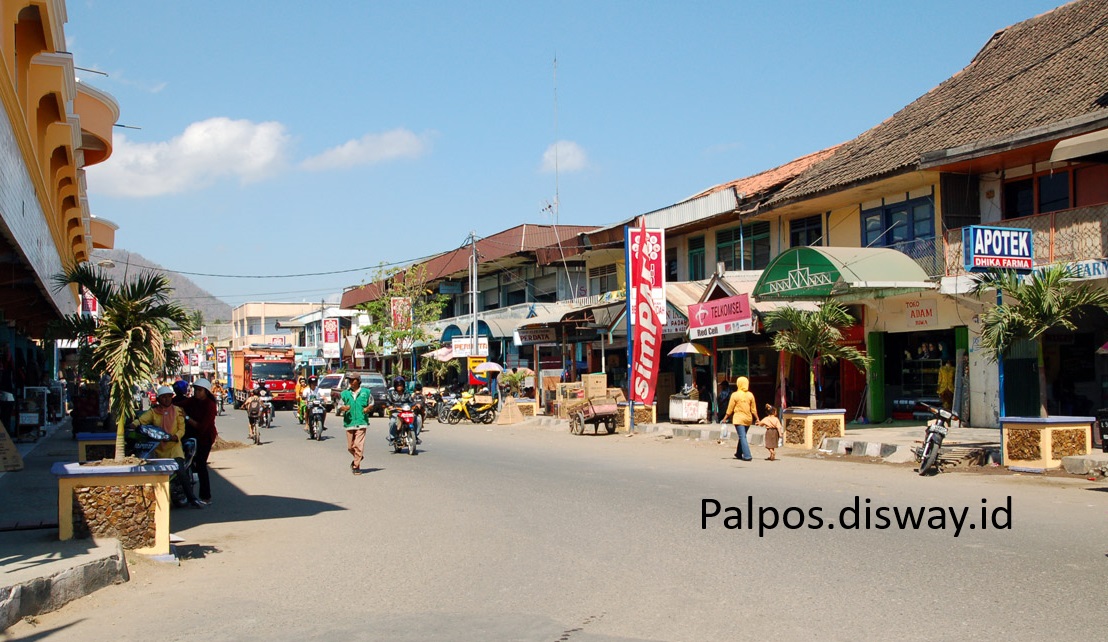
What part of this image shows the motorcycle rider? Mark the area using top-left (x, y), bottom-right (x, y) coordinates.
top-left (133, 386), bottom-right (202, 508)
top-left (412, 382), bottom-right (426, 425)
top-left (294, 376), bottom-right (307, 424)
top-left (301, 375), bottom-right (326, 435)
top-left (386, 376), bottom-right (421, 445)
top-left (241, 385), bottom-right (266, 442)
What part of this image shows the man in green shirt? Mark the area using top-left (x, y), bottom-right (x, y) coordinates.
top-left (339, 374), bottom-right (371, 475)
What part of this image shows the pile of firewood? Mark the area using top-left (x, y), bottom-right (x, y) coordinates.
top-left (1005, 428), bottom-right (1041, 460)
top-left (1050, 428), bottom-right (1088, 459)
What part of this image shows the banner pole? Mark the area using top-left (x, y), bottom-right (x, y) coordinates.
top-left (625, 223), bottom-right (634, 434)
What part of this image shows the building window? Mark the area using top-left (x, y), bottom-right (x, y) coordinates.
top-left (246, 317), bottom-right (262, 335)
top-left (665, 247), bottom-right (678, 282)
top-left (589, 264), bottom-right (619, 295)
top-left (688, 236), bottom-right (705, 281)
top-left (716, 222), bottom-right (770, 271)
top-left (862, 197), bottom-right (934, 248)
top-left (1000, 168), bottom-right (1096, 219)
top-left (789, 215), bottom-right (822, 248)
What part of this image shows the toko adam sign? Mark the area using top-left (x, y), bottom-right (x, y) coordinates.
top-left (962, 225), bottom-right (1033, 272)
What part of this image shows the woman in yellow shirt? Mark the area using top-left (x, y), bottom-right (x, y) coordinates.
top-left (132, 386), bottom-right (201, 508)
top-left (722, 376), bottom-right (759, 461)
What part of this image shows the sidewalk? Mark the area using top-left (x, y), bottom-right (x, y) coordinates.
top-left (0, 420), bottom-right (129, 631)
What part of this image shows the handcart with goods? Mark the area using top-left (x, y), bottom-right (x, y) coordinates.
top-left (568, 397), bottom-right (619, 435)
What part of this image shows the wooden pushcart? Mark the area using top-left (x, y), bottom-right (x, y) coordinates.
top-left (569, 397), bottom-right (619, 435)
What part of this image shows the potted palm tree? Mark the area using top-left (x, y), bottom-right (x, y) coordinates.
top-left (763, 302), bottom-right (869, 449)
top-left (47, 263), bottom-right (193, 555)
top-left (971, 264), bottom-right (1108, 468)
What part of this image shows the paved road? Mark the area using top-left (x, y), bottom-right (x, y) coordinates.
top-left (6, 409), bottom-right (1107, 641)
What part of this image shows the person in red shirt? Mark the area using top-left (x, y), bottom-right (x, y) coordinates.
top-left (177, 377), bottom-right (219, 504)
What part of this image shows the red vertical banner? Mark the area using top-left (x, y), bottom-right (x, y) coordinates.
top-left (629, 217), bottom-right (661, 405)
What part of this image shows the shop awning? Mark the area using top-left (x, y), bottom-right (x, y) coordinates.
top-left (464, 318), bottom-right (518, 338)
top-left (1050, 128), bottom-right (1108, 163)
top-left (752, 246), bottom-right (936, 301)
top-left (440, 324), bottom-right (463, 343)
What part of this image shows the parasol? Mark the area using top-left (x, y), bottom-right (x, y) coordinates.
top-left (667, 342), bottom-right (711, 357)
top-left (472, 361), bottom-right (504, 373)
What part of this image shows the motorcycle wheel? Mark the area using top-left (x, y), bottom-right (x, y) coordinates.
top-left (393, 436), bottom-right (403, 454)
top-left (482, 409), bottom-right (496, 424)
top-left (407, 431), bottom-right (417, 456)
top-left (447, 408), bottom-right (462, 425)
top-left (316, 420), bottom-right (325, 441)
top-left (918, 439), bottom-right (940, 476)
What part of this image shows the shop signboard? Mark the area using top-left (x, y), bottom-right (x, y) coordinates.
top-left (515, 327), bottom-right (557, 346)
top-left (322, 318), bottom-right (340, 359)
top-left (451, 337), bottom-right (489, 358)
top-left (904, 299), bottom-right (937, 328)
top-left (962, 225), bottom-right (1033, 272)
top-left (216, 348), bottom-right (228, 365)
top-left (687, 294), bottom-right (752, 339)
top-left (626, 227), bottom-right (667, 324)
top-left (468, 356), bottom-right (488, 386)
top-left (662, 304), bottom-right (688, 337)
top-left (200, 360), bottom-right (216, 371)
top-left (390, 297), bottom-right (412, 329)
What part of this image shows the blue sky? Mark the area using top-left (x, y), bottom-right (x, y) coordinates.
top-left (69, 0), bottom-right (1066, 307)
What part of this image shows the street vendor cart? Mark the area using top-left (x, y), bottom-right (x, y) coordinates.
top-left (569, 397), bottom-right (619, 435)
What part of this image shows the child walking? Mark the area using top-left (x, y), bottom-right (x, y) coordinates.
top-left (758, 404), bottom-right (782, 461)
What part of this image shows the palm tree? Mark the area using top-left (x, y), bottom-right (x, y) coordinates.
top-left (51, 263), bottom-right (194, 460)
top-left (971, 264), bottom-right (1108, 418)
top-left (764, 302), bottom-right (869, 409)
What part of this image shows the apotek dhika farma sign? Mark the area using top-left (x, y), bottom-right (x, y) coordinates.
top-left (962, 226), bottom-right (1033, 271)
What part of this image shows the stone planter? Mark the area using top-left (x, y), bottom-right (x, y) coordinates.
top-left (782, 408), bottom-right (846, 449)
top-left (75, 432), bottom-right (116, 462)
top-left (515, 401), bottom-right (538, 417)
top-left (1001, 416), bottom-right (1093, 469)
top-left (616, 403), bottom-right (656, 432)
top-left (50, 459), bottom-right (178, 556)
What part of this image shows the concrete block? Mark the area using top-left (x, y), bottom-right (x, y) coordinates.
top-left (1061, 456), bottom-right (1095, 475)
top-left (883, 446), bottom-right (918, 464)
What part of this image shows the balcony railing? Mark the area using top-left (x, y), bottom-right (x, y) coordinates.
top-left (944, 204), bottom-right (1108, 276)
top-left (885, 236), bottom-right (944, 278)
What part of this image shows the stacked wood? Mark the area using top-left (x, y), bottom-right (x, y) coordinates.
top-left (812, 419), bottom-right (843, 448)
top-left (784, 418), bottom-right (806, 445)
top-left (1051, 428), bottom-right (1088, 459)
top-left (1006, 428), bottom-right (1041, 460)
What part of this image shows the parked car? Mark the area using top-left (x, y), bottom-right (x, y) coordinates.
top-left (317, 371), bottom-right (389, 417)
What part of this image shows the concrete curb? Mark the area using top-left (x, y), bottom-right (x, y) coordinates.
top-left (1061, 455), bottom-right (1108, 476)
top-left (0, 537), bottom-right (129, 631)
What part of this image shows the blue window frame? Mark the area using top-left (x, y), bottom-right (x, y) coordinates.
top-left (862, 196), bottom-right (934, 248)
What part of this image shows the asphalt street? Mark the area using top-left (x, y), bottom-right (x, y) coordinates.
top-left (5, 408), bottom-right (1107, 641)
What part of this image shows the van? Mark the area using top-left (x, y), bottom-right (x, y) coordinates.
top-left (317, 371), bottom-right (389, 417)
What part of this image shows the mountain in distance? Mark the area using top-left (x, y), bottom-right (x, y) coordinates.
top-left (88, 249), bottom-right (233, 323)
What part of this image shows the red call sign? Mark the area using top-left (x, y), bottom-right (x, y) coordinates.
top-left (322, 318), bottom-right (340, 344)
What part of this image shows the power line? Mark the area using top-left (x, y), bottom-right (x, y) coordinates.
top-left (90, 250), bottom-right (451, 280)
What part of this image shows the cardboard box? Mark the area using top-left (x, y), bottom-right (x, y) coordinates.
top-left (582, 373), bottom-right (607, 399)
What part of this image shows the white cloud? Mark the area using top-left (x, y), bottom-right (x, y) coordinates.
top-left (540, 140), bottom-right (588, 173)
top-left (300, 128), bottom-right (431, 171)
top-left (87, 117), bottom-right (291, 197)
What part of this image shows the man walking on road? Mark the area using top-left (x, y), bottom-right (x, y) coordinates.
top-left (339, 374), bottom-right (371, 475)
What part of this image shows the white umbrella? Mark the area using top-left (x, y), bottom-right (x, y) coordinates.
top-left (472, 361), bottom-right (504, 373)
top-left (422, 346), bottom-right (455, 362)
top-left (667, 342), bottom-right (711, 357)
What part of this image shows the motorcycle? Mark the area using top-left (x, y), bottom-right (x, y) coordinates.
top-left (125, 423), bottom-right (198, 507)
top-left (259, 389), bottom-right (274, 431)
top-left (389, 403), bottom-right (419, 455)
top-left (916, 402), bottom-right (958, 476)
top-left (306, 396), bottom-right (327, 441)
top-left (434, 392), bottom-right (458, 423)
top-left (445, 391), bottom-right (496, 425)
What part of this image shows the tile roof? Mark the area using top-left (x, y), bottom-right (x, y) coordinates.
top-left (770, 0), bottom-right (1108, 205)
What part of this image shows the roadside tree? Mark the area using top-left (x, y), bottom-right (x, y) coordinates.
top-left (764, 302), bottom-right (869, 409)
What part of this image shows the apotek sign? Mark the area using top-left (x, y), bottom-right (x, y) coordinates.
top-left (687, 294), bottom-right (753, 339)
top-left (962, 226), bottom-right (1033, 271)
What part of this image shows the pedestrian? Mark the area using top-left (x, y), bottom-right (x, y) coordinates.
top-left (721, 375), bottom-right (758, 461)
top-left (338, 373), bottom-right (371, 475)
top-left (756, 404), bottom-right (782, 461)
top-left (937, 360), bottom-right (956, 410)
top-left (178, 377), bottom-right (218, 505)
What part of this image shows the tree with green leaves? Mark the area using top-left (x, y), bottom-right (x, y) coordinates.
top-left (50, 263), bottom-right (194, 460)
top-left (763, 302), bottom-right (869, 409)
top-left (355, 264), bottom-right (448, 378)
top-left (971, 264), bottom-right (1108, 418)
top-left (417, 346), bottom-right (461, 386)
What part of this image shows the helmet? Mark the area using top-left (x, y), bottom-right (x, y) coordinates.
top-left (156, 386), bottom-right (174, 397)
top-left (392, 376), bottom-right (405, 388)
top-left (255, 383), bottom-right (267, 392)
top-left (173, 380), bottom-right (190, 395)
top-left (414, 383), bottom-right (423, 392)
top-left (193, 378), bottom-right (212, 393)
top-left (308, 375), bottom-right (318, 386)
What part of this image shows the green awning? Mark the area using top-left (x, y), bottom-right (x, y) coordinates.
top-left (752, 246), bottom-right (936, 301)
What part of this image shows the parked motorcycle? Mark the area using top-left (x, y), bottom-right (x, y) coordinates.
top-left (125, 423), bottom-right (198, 507)
top-left (445, 391), bottom-right (496, 425)
top-left (306, 396), bottom-right (327, 441)
top-left (916, 402), bottom-right (957, 476)
top-left (389, 403), bottom-right (419, 455)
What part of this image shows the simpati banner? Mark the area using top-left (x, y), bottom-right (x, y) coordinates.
top-left (322, 318), bottom-right (340, 359)
top-left (627, 227), bottom-right (666, 324)
top-left (628, 218), bottom-right (661, 405)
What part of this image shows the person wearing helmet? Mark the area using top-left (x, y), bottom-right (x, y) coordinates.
top-left (385, 375), bottom-right (420, 445)
top-left (300, 375), bottom-right (325, 434)
top-left (171, 379), bottom-right (190, 408)
top-left (133, 386), bottom-right (202, 508)
top-left (294, 376), bottom-right (307, 424)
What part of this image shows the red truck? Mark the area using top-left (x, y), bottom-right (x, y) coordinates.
top-left (231, 345), bottom-right (298, 408)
